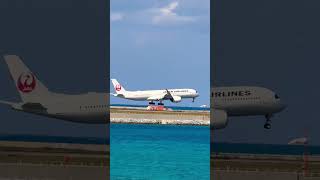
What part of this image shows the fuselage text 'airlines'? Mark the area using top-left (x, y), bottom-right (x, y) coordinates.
top-left (211, 86), bottom-right (286, 130)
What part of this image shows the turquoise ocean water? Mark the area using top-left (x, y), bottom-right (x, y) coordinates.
top-left (110, 124), bottom-right (210, 180)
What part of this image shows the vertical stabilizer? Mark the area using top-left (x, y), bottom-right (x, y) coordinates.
top-left (111, 79), bottom-right (126, 94)
top-left (3, 55), bottom-right (51, 103)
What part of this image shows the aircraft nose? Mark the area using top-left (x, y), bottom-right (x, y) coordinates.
top-left (277, 102), bottom-right (287, 111)
top-left (193, 90), bottom-right (199, 97)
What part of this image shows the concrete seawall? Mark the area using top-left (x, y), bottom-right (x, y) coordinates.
top-left (211, 153), bottom-right (320, 180)
top-left (110, 108), bottom-right (210, 126)
top-left (0, 141), bottom-right (109, 179)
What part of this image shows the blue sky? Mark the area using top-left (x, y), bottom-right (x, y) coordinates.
top-left (110, 0), bottom-right (210, 107)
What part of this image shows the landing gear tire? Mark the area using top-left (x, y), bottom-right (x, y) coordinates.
top-left (264, 123), bottom-right (271, 129)
top-left (264, 114), bottom-right (272, 129)
top-left (149, 102), bottom-right (155, 105)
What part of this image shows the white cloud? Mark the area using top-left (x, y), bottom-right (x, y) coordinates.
top-left (111, 1), bottom-right (196, 26)
top-left (111, 12), bottom-right (125, 22)
top-left (150, 1), bottom-right (196, 25)
top-left (160, 1), bottom-right (179, 16)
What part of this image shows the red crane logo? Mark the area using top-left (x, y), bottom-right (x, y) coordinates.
top-left (115, 84), bottom-right (121, 91)
top-left (17, 72), bottom-right (36, 93)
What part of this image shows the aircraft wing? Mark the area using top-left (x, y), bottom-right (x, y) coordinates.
top-left (164, 89), bottom-right (182, 102)
top-left (164, 89), bottom-right (174, 99)
top-left (147, 89), bottom-right (178, 101)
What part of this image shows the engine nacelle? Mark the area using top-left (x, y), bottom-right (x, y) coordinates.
top-left (211, 109), bottom-right (228, 129)
top-left (170, 96), bottom-right (182, 103)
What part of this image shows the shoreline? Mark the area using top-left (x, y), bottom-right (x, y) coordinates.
top-left (110, 119), bottom-right (209, 126)
top-left (110, 107), bottom-right (210, 126)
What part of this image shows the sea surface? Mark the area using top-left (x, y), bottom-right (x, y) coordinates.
top-left (110, 124), bottom-right (210, 180)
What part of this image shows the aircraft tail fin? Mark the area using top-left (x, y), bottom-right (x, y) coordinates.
top-left (3, 55), bottom-right (51, 103)
top-left (111, 79), bottom-right (126, 94)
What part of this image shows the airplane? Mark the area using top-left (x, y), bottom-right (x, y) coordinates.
top-left (211, 86), bottom-right (286, 130)
top-left (110, 79), bottom-right (199, 105)
top-left (0, 55), bottom-right (109, 124)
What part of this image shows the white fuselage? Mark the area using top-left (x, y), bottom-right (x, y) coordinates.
top-left (120, 89), bottom-right (199, 101)
top-left (212, 86), bottom-right (286, 116)
top-left (12, 92), bottom-right (109, 124)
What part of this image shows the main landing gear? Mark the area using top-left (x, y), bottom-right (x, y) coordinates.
top-left (264, 114), bottom-right (272, 129)
top-left (148, 101), bottom-right (164, 106)
top-left (149, 101), bottom-right (155, 105)
top-left (158, 100), bottom-right (164, 106)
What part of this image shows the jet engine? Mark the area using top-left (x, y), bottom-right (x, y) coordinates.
top-left (170, 96), bottom-right (182, 103)
top-left (211, 109), bottom-right (228, 129)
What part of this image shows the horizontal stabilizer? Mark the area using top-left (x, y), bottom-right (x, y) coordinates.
top-left (0, 100), bottom-right (16, 106)
top-left (111, 93), bottom-right (125, 98)
top-left (22, 103), bottom-right (47, 111)
top-left (15, 102), bottom-right (48, 114)
top-left (0, 100), bottom-right (46, 112)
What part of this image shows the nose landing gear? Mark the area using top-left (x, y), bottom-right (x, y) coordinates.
top-left (264, 123), bottom-right (271, 129)
top-left (264, 114), bottom-right (272, 129)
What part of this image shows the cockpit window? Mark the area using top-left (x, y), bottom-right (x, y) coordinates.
top-left (275, 94), bottom-right (280, 99)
